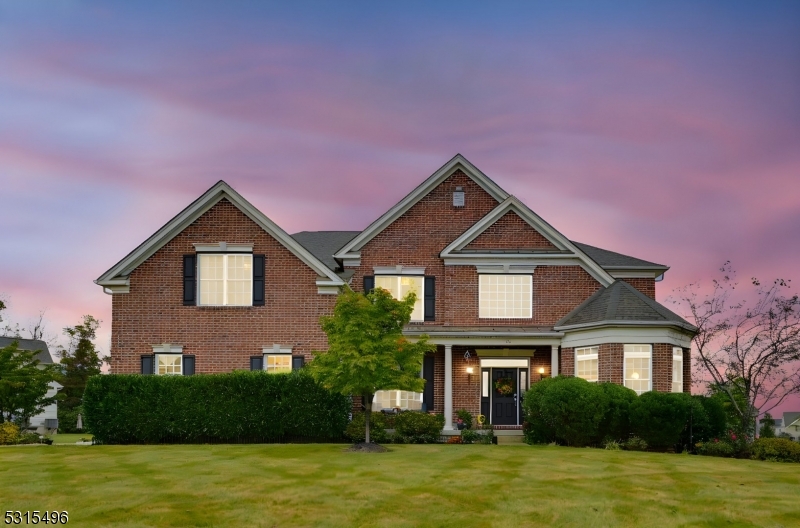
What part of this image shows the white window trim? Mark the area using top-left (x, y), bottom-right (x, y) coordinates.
top-left (478, 274), bottom-right (533, 319)
top-left (373, 265), bottom-right (426, 275)
top-left (155, 354), bottom-right (183, 375)
top-left (575, 346), bottom-right (599, 382)
top-left (193, 242), bottom-right (253, 253)
top-left (672, 347), bottom-right (683, 393)
top-left (262, 345), bottom-right (293, 373)
top-left (197, 253), bottom-right (253, 307)
top-left (623, 344), bottom-right (652, 395)
top-left (374, 275), bottom-right (425, 322)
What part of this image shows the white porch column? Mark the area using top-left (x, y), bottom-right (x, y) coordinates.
top-left (551, 345), bottom-right (559, 377)
top-left (444, 344), bottom-right (453, 430)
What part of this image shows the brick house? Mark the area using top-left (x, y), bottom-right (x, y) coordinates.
top-left (96, 154), bottom-right (696, 431)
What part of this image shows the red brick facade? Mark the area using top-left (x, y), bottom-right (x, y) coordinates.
top-left (109, 199), bottom-right (335, 373)
top-left (464, 211), bottom-right (557, 250)
top-left (621, 278), bottom-right (656, 299)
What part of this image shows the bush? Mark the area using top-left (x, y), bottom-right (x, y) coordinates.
top-left (0, 422), bottom-right (20, 445)
top-left (522, 377), bottom-right (559, 444)
top-left (461, 427), bottom-right (493, 445)
top-left (16, 432), bottom-right (42, 445)
top-left (751, 438), bottom-right (800, 463)
top-left (630, 392), bottom-right (692, 449)
top-left (623, 436), bottom-right (648, 451)
top-left (394, 412), bottom-right (444, 443)
top-left (345, 412), bottom-right (389, 444)
top-left (603, 439), bottom-right (622, 450)
top-left (57, 405), bottom-right (84, 434)
top-left (697, 439), bottom-right (736, 458)
top-left (83, 371), bottom-right (350, 444)
top-left (597, 383), bottom-right (637, 442)
top-left (679, 395), bottom-right (727, 449)
top-left (456, 409), bottom-right (473, 430)
top-left (536, 377), bottom-right (608, 446)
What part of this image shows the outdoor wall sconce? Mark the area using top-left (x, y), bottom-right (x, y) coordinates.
top-left (466, 366), bottom-right (474, 382)
top-left (538, 367), bottom-right (545, 374)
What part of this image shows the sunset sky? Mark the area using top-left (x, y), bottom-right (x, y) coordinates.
top-left (1, 2), bottom-right (799, 411)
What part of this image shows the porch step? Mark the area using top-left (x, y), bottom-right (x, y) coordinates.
top-left (496, 434), bottom-right (525, 445)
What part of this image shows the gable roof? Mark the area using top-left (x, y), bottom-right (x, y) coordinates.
top-left (0, 337), bottom-right (54, 364)
top-left (333, 154), bottom-right (509, 259)
top-left (441, 196), bottom-right (616, 286)
top-left (96, 181), bottom-right (346, 292)
top-left (554, 280), bottom-right (696, 332)
top-left (571, 242), bottom-right (668, 271)
top-left (291, 231), bottom-right (360, 271)
top-left (785, 412), bottom-right (800, 429)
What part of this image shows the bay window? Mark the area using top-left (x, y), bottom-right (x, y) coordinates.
top-left (672, 347), bottom-right (683, 393)
top-left (575, 346), bottom-right (599, 382)
top-left (624, 344), bottom-right (652, 395)
top-left (479, 274), bottom-right (532, 319)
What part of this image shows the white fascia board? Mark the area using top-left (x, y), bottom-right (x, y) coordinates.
top-left (403, 334), bottom-right (564, 346)
top-left (316, 279), bottom-right (343, 295)
top-left (440, 196), bottom-right (614, 287)
top-left (559, 325), bottom-right (694, 349)
top-left (96, 181), bottom-right (344, 291)
top-left (333, 154), bottom-right (509, 259)
top-left (609, 270), bottom-right (665, 279)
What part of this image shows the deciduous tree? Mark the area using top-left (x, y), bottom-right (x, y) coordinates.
top-left (0, 340), bottom-right (59, 424)
top-left (309, 287), bottom-right (434, 444)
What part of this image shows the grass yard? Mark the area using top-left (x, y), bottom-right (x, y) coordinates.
top-left (1, 444), bottom-right (797, 527)
top-left (49, 433), bottom-right (94, 445)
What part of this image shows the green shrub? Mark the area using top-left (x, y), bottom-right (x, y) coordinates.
top-left (57, 405), bottom-right (84, 434)
top-left (597, 383), bottom-right (637, 442)
top-left (345, 412), bottom-right (389, 444)
top-left (679, 395), bottom-right (727, 449)
top-left (461, 427), bottom-right (493, 444)
top-left (623, 436), bottom-right (648, 451)
top-left (456, 409), bottom-right (473, 430)
top-left (522, 377), bottom-right (559, 444)
top-left (0, 422), bottom-right (20, 445)
top-left (394, 412), bottom-right (444, 443)
top-left (603, 439), bottom-right (622, 450)
top-left (16, 432), bottom-right (42, 445)
top-left (630, 392), bottom-right (692, 449)
top-left (537, 377), bottom-right (608, 446)
top-left (751, 438), bottom-right (800, 463)
top-left (83, 371), bottom-right (350, 444)
top-left (697, 439), bottom-right (736, 458)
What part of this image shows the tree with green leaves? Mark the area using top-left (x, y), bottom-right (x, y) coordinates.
top-left (759, 413), bottom-right (776, 438)
top-left (309, 287), bottom-right (435, 445)
top-left (58, 315), bottom-right (104, 410)
top-left (0, 340), bottom-right (60, 424)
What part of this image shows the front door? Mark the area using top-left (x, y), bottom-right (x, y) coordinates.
top-left (491, 368), bottom-right (518, 425)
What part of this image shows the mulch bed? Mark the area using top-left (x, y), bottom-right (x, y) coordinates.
top-left (346, 442), bottom-right (389, 453)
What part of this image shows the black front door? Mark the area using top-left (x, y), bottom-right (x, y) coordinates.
top-left (491, 368), bottom-right (518, 425)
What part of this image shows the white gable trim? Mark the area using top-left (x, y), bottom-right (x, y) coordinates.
top-left (95, 181), bottom-right (345, 292)
top-left (333, 154), bottom-right (509, 259)
top-left (440, 197), bottom-right (615, 287)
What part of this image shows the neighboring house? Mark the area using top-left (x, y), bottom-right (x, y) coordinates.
top-left (783, 412), bottom-right (800, 440)
top-left (0, 336), bottom-right (61, 433)
top-left (96, 154), bottom-right (696, 430)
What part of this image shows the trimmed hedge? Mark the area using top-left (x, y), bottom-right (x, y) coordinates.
top-left (83, 371), bottom-right (350, 444)
top-left (394, 412), bottom-right (444, 444)
top-left (629, 392), bottom-right (692, 449)
top-left (750, 438), bottom-right (800, 463)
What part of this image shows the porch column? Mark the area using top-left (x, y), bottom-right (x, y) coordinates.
top-left (551, 345), bottom-right (559, 377)
top-left (444, 344), bottom-right (453, 430)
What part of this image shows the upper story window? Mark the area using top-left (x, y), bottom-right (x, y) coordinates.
top-left (198, 254), bottom-right (253, 306)
top-left (375, 275), bottom-right (424, 322)
top-left (575, 346), bottom-right (599, 382)
top-left (672, 347), bottom-right (683, 393)
top-left (157, 354), bottom-right (182, 375)
top-left (479, 274), bottom-right (532, 319)
top-left (624, 344), bottom-right (652, 395)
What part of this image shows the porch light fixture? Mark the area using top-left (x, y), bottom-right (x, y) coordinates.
top-left (466, 366), bottom-right (475, 374)
top-left (538, 367), bottom-right (545, 374)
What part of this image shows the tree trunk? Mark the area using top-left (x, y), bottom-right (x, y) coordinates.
top-left (364, 392), bottom-right (373, 444)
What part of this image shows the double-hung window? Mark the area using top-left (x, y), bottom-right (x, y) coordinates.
top-left (575, 346), bottom-right (599, 382)
top-left (624, 344), bottom-right (652, 395)
top-left (373, 390), bottom-right (423, 411)
top-left (375, 275), bottom-right (424, 322)
top-left (198, 254), bottom-right (253, 306)
top-left (672, 347), bottom-right (683, 393)
top-left (479, 274), bottom-right (532, 319)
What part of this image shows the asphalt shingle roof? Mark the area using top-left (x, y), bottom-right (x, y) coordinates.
top-left (291, 231), bottom-right (361, 272)
top-left (555, 280), bottom-right (694, 330)
top-left (571, 242), bottom-right (667, 269)
top-left (0, 336), bottom-right (54, 364)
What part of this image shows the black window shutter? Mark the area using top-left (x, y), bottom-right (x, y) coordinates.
top-left (250, 356), bottom-right (263, 371)
top-left (422, 355), bottom-right (435, 411)
top-left (182, 355), bottom-right (195, 376)
top-left (141, 355), bottom-right (154, 375)
top-left (292, 356), bottom-right (305, 370)
top-left (363, 276), bottom-right (375, 294)
top-left (252, 254), bottom-right (265, 306)
top-left (183, 255), bottom-right (196, 306)
top-left (424, 276), bottom-right (436, 321)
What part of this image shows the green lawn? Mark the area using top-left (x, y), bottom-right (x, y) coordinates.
top-left (49, 433), bottom-right (93, 445)
top-left (1, 444), bottom-right (797, 527)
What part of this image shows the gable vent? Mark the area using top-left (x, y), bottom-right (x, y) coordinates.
top-left (453, 186), bottom-right (465, 207)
